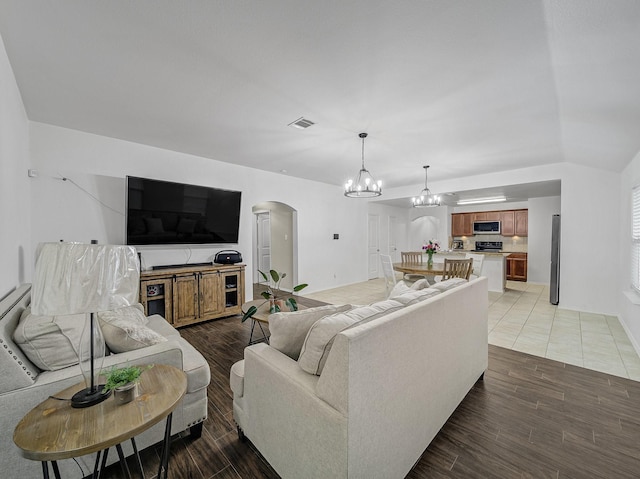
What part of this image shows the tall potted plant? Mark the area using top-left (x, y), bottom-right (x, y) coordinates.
top-left (241, 269), bottom-right (308, 322)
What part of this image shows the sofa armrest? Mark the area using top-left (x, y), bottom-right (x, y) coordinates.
top-left (102, 339), bottom-right (184, 370)
top-left (241, 343), bottom-right (348, 479)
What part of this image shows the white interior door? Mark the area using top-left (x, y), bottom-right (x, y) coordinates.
top-left (388, 215), bottom-right (399, 261)
top-left (256, 212), bottom-right (271, 279)
top-left (368, 214), bottom-right (380, 279)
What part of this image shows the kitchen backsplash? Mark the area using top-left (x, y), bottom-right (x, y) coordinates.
top-left (457, 234), bottom-right (528, 252)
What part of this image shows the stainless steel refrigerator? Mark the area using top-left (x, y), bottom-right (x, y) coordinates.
top-left (550, 214), bottom-right (560, 304)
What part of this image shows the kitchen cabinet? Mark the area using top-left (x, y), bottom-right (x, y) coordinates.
top-left (515, 210), bottom-right (528, 236)
top-left (452, 213), bottom-right (473, 237)
top-left (506, 253), bottom-right (527, 281)
top-left (140, 264), bottom-right (245, 327)
top-left (501, 211), bottom-right (515, 236)
top-left (452, 209), bottom-right (527, 237)
top-left (473, 212), bottom-right (501, 221)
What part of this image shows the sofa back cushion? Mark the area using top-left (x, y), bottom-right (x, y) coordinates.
top-left (298, 299), bottom-right (404, 375)
top-left (391, 288), bottom-right (441, 306)
top-left (13, 306), bottom-right (84, 371)
top-left (0, 286), bottom-right (40, 393)
top-left (429, 278), bottom-right (467, 292)
top-left (269, 304), bottom-right (353, 360)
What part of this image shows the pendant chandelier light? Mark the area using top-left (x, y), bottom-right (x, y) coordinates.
top-left (344, 133), bottom-right (382, 198)
top-left (412, 165), bottom-right (440, 207)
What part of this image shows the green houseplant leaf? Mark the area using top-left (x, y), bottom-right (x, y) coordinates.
top-left (241, 305), bottom-right (258, 323)
top-left (103, 365), bottom-right (152, 392)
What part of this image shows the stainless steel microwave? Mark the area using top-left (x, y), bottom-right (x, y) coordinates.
top-left (473, 220), bottom-right (500, 234)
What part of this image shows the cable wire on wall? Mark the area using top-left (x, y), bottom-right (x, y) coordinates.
top-left (57, 174), bottom-right (124, 216)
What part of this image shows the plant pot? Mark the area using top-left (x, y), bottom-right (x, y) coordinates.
top-left (114, 382), bottom-right (138, 405)
top-left (269, 299), bottom-right (286, 313)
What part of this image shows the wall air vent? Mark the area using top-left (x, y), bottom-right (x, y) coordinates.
top-left (288, 117), bottom-right (315, 129)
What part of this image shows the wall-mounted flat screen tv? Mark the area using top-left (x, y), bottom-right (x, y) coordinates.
top-left (126, 176), bottom-right (241, 245)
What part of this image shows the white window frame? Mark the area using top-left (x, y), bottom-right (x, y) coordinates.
top-left (632, 186), bottom-right (640, 293)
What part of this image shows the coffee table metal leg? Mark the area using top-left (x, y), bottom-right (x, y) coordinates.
top-left (116, 443), bottom-right (132, 478)
top-left (97, 448), bottom-right (109, 478)
top-left (41, 461), bottom-right (61, 479)
top-left (248, 319), bottom-right (269, 345)
top-left (130, 437), bottom-right (145, 479)
top-left (157, 412), bottom-right (173, 479)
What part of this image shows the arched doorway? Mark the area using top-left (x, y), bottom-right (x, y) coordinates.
top-left (251, 202), bottom-right (298, 294)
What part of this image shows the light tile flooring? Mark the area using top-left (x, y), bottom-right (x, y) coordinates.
top-left (303, 277), bottom-right (640, 381)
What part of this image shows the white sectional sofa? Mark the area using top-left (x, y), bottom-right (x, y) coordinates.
top-left (230, 276), bottom-right (488, 479)
top-left (0, 284), bottom-right (210, 479)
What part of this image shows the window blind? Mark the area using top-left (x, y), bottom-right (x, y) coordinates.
top-left (633, 186), bottom-right (640, 292)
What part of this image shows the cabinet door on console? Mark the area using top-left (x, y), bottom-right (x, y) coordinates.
top-left (173, 274), bottom-right (199, 326)
top-left (199, 271), bottom-right (222, 319)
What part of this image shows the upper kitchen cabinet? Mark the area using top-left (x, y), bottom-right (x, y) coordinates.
top-left (473, 211), bottom-right (501, 221)
top-left (452, 209), bottom-right (528, 237)
top-left (502, 209), bottom-right (528, 236)
top-left (452, 213), bottom-right (473, 236)
top-left (501, 210), bottom-right (515, 235)
top-left (515, 209), bottom-right (528, 236)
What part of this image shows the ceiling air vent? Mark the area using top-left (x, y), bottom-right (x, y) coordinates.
top-left (288, 117), bottom-right (315, 129)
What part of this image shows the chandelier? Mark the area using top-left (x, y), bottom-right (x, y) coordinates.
top-left (412, 165), bottom-right (440, 207)
top-left (344, 133), bottom-right (382, 198)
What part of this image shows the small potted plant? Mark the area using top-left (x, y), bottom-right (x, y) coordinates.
top-left (103, 364), bottom-right (152, 404)
top-left (242, 269), bottom-right (308, 322)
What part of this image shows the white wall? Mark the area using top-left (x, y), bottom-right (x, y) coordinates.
top-left (559, 163), bottom-right (620, 315)
top-left (28, 122), bottom-right (370, 300)
top-left (0, 34), bottom-right (30, 297)
top-left (619, 150), bottom-right (640, 352)
top-left (527, 196), bottom-right (561, 284)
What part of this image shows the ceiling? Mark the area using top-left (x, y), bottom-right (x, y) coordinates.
top-left (1, 1), bottom-right (639, 200)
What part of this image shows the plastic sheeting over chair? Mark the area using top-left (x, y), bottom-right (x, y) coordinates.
top-left (380, 254), bottom-right (397, 296)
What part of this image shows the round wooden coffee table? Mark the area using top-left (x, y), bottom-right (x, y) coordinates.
top-left (13, 364), bottom-right (187, 479)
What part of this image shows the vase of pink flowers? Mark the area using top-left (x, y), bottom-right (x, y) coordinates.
top-left (422, 240), bottom-right (440, 267)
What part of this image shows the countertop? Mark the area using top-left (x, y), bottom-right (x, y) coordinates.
top-left (443, 250), bottom-right (527, 257)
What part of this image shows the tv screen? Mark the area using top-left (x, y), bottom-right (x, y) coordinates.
top-left (126, 176), bottom-right (241, 245)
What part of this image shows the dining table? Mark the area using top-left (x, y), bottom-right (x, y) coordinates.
top-left (393, 261), bottom-right (445, 278)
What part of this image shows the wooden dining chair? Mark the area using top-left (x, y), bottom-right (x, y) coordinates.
top-left (440, 258), bottom-right (474, 281)
top-left (464, 253), bottom-right (484, 279)
top-left (400, 251), bottom-right (426, 282)
top-left (400, 251), bottom-right (423, 264)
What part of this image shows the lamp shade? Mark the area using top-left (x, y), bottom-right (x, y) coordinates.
top-left (31, 243), bottom-right (140, 316)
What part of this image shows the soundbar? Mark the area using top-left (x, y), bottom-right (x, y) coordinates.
top-left (152, 262), bottom-right (213, 270)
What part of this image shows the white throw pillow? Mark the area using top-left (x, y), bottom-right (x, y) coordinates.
top-left (13, 307), bottom-right (84, 371)
top-left (410, 278), bottom-right (430, 290)
top-left (268, 304), bottom-right (353, 360)
top-left (388, 281), bottom-right (411, 299)
top-left (298, 299), bottom-right (404, 375)
top-left (98, 305), bottom-right (167, 353)
top-left (391, 288), bottom-right (441, 306)
top-left (429, 278), bottom-right (467, 292)
top-left (97, 304), bottom-right (148, 325)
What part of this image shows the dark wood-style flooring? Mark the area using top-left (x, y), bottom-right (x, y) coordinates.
top-left (98, 295), bottom-right (640, 478)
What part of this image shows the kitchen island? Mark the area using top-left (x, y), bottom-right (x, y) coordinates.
top-left (437, 251), bottom-right (507, 292)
